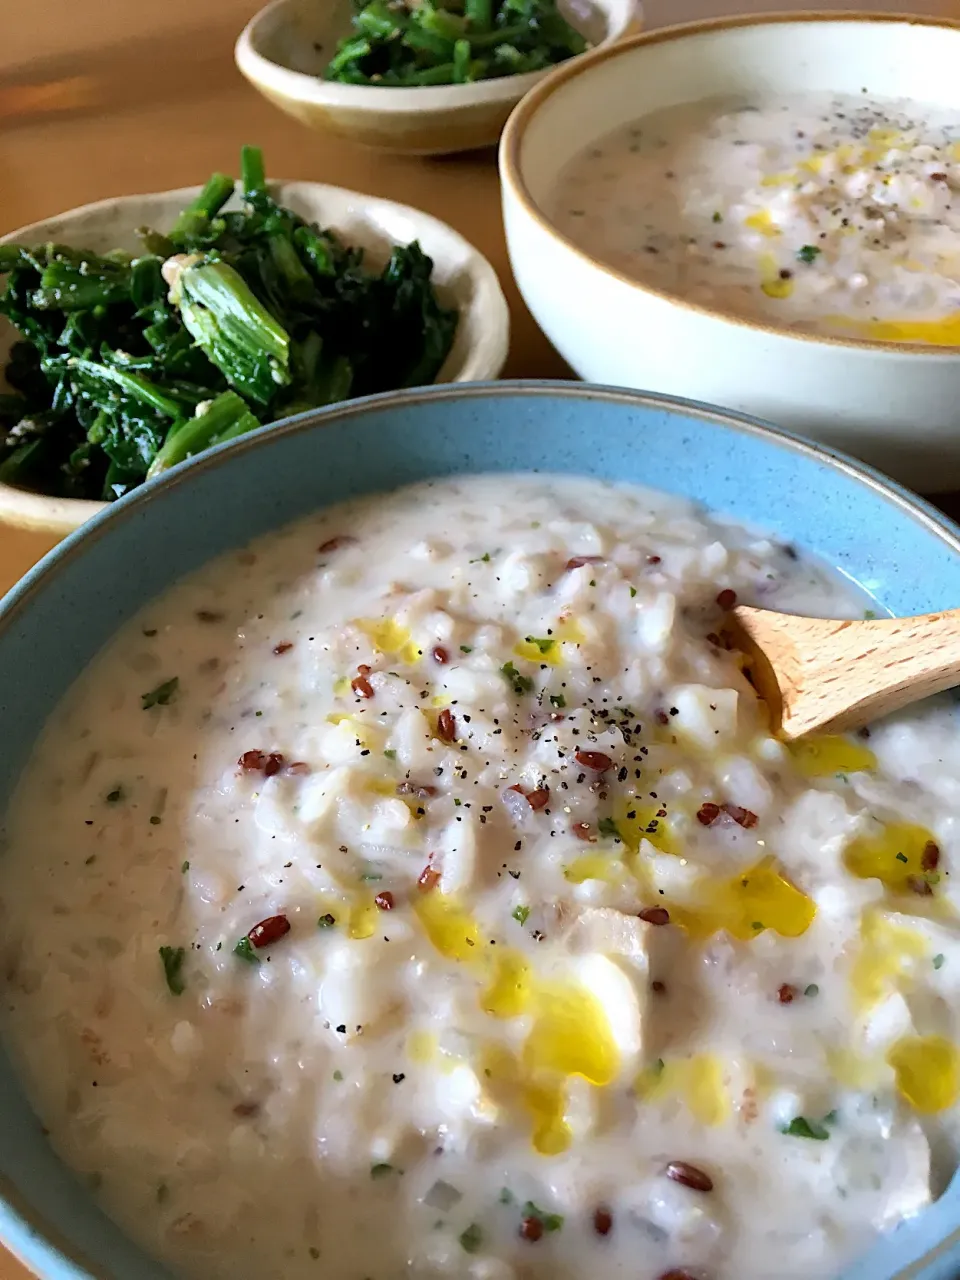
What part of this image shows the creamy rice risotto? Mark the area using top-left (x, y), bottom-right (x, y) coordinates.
top-left (548, 92), bottom-right (960, 343)
top-left (3, 475), bottom-right (960, 1280)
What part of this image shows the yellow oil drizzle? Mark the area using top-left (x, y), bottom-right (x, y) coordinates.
top-left (564, 854), bottom-right (624, 885)
top-left (614, 801), bottom-right (675, 855)
top-left (670, 857), bottom-right (816, 942)
top-left (513, 617), bottom-right (585, 666)
top-left (845, 821), bottom-right (940, 895)
top-left (745, 210), bottom-right (779, 237)
top-left (635, 1054), bottom-right (730, 1126)
top-left (849, 911), bottom-right (928, 1011)
top-left (348, 898), bottom-right (379, 940)
top-left (416, 891), bottom-right (620, 1154)
top-left (481, 950), bottom-right (531, 1019)
top-left (325, 713), bottom-right (386, 754)
top-left (826, 1046), bottom-right (887, 1090)
top-left (788, 734), bottom-right (877, 778)
top-left (356, 617), bottom-right (421, 665)
top-left (414, 892), bottom-right (480, 961)
top-left (888, 1035), bottom-right (960, 1113)
top-left (407, 1029), bottom-right (438, 1063)
top-left (760, 252), bottom-right (794, 300)
top-left (825, 315), bottom-right (960, 347)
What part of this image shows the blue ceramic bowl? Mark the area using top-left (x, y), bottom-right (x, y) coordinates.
top-left (2, 382), bottom-right (960, 1280)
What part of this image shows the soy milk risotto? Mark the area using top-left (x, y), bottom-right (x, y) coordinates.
top-left (548, 92), bottom-right (960, 343)
top-left (3, 474), bottom-right (960, 1280)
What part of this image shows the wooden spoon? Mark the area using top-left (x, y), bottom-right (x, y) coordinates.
top-left (730, 605), bottom-right (960, 740)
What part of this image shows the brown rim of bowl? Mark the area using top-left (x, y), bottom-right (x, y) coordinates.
top-left (499, 9), bottom-right (960, 358)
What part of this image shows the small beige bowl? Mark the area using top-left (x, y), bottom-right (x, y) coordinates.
top-left (235, 0), bottom-right (643, 156)
top-left (0, 181), bottom-right (509, 536)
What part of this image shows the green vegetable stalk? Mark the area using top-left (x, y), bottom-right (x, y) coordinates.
top-left (147, 391), bottom-right (260, 478)
top-left (165, 256), bottom-right (291, 405)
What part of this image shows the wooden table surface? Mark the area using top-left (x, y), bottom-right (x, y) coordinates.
top-left (1, 0), bottom-right (959, 1274)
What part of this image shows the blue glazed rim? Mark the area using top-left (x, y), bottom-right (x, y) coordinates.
top-left (1, 378), bottom-right (960, 1280)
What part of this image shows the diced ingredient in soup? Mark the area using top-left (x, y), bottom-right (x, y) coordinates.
top-left (3, 474), bottom-right (960, 1280)
top-left (548, 93), bottom-right (960, 343)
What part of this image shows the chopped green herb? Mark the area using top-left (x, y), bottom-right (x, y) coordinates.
top-left (549, 694), bottom-right (566, 709)
top-left (360, 871), bottom-right (383, 882)
top-left (384, 749), bottom-right (397, 760)
top-left (84, 854), bottom-right (96, 865)
top-left (521, 1200), bottom-right (564, 1232)
top-left (823, 1109), bottom-right (838, 1125)
top-left (629, 586), bottom-right (637, 598)
top-left (654, 1057), bottom-right (665, 1075)
top-left (318, 913), bottom-right (337, 928)
top-left (370, 1162), bottom-right (394, 1179)
top-left (934, 953), bottom-right (946, 970)
top-left (512, 904), bottom-right (530, 926)
top-left (796, 244), bottom-right (821, 264)
top-left (751, 921), bottom-right (764, 931)
top-left (105, 786), bottom-right (124, 803)
top-left (454, 797), bottom-right (462, 807)
top-left (158, 945), bottom-right (186, 995)
top-left (141, 676), bottom-right (179, 710)
top-left (781, 1116), bottom-right (830, 1141)
top-left (308, 1247), bottom-right (320, 1260)
top-left (501, 661), bottom-right (534, 695)
top-left (149, 815), bottom-right (162, 826)
top-left (712, 211), bottom-right (723, 223)
top-left (181, 860), bottom-right (190, 873)
top-left (470, 552), bottom-right (492, 564)
top-left (804, 983), bottom-right (819, 997)
top-left (459, 1224), bottom-right (483, 1254)
top-left (895, 852), bottom-right (908, 863)
top-left (459, 645), bottom-right (473, 654)
top-left (864, 608), bottom-right (877, 620)
top-left (499, 1187), bottom-right (515, 1205)
top-left (524, 635), bottom-right (555, 655)
top-left (598, 816), bottom-right (621, 841)
top-left (234, 936), bottom-right (259, 965)
top-left (333, 1070), bottom-right (343, 1081)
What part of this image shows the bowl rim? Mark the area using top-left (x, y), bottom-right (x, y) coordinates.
top-left (499, 9), bottom-right (960, 358)
top-left (234, 0), bottom-right (642, 113)
top-left (2, 378), bottom-right (960, 1280)
top-left (0, 178), bottom-right (510, 533)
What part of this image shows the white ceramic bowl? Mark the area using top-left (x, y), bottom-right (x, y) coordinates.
top-left (0, 180), bottom-right (509, 535)
top-left (235, 0), bottom-right (643, 156)
top-left (499, 12), bottom-right (960, 493)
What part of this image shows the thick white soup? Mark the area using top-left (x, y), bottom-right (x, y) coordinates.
top-left (548, 92), bottom-right (960, 344)
top-left (2, 475), bottom-right (960, 1280)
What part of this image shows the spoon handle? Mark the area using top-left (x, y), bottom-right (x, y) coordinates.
top-left (734, 606), bottom-right (960, 738)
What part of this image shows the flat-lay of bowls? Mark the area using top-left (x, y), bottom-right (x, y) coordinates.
top-left (499, 12), bottom-right (960, 493)
top-left (3, 381), bottom-right (960, 1278)
top-left (0, 180), bottom-right (509, 537)
top-left (235, 0), bottom-right (643, 156)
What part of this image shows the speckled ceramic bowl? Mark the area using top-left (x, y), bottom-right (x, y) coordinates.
top-left (0, 181), bottom-right (509, 536)
top-left (2, 382), bottom-right (960, 1279)
top-left (500, 12), bottom-right (960, 493)
top-left (235, 0), bottom-right (643, 155)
